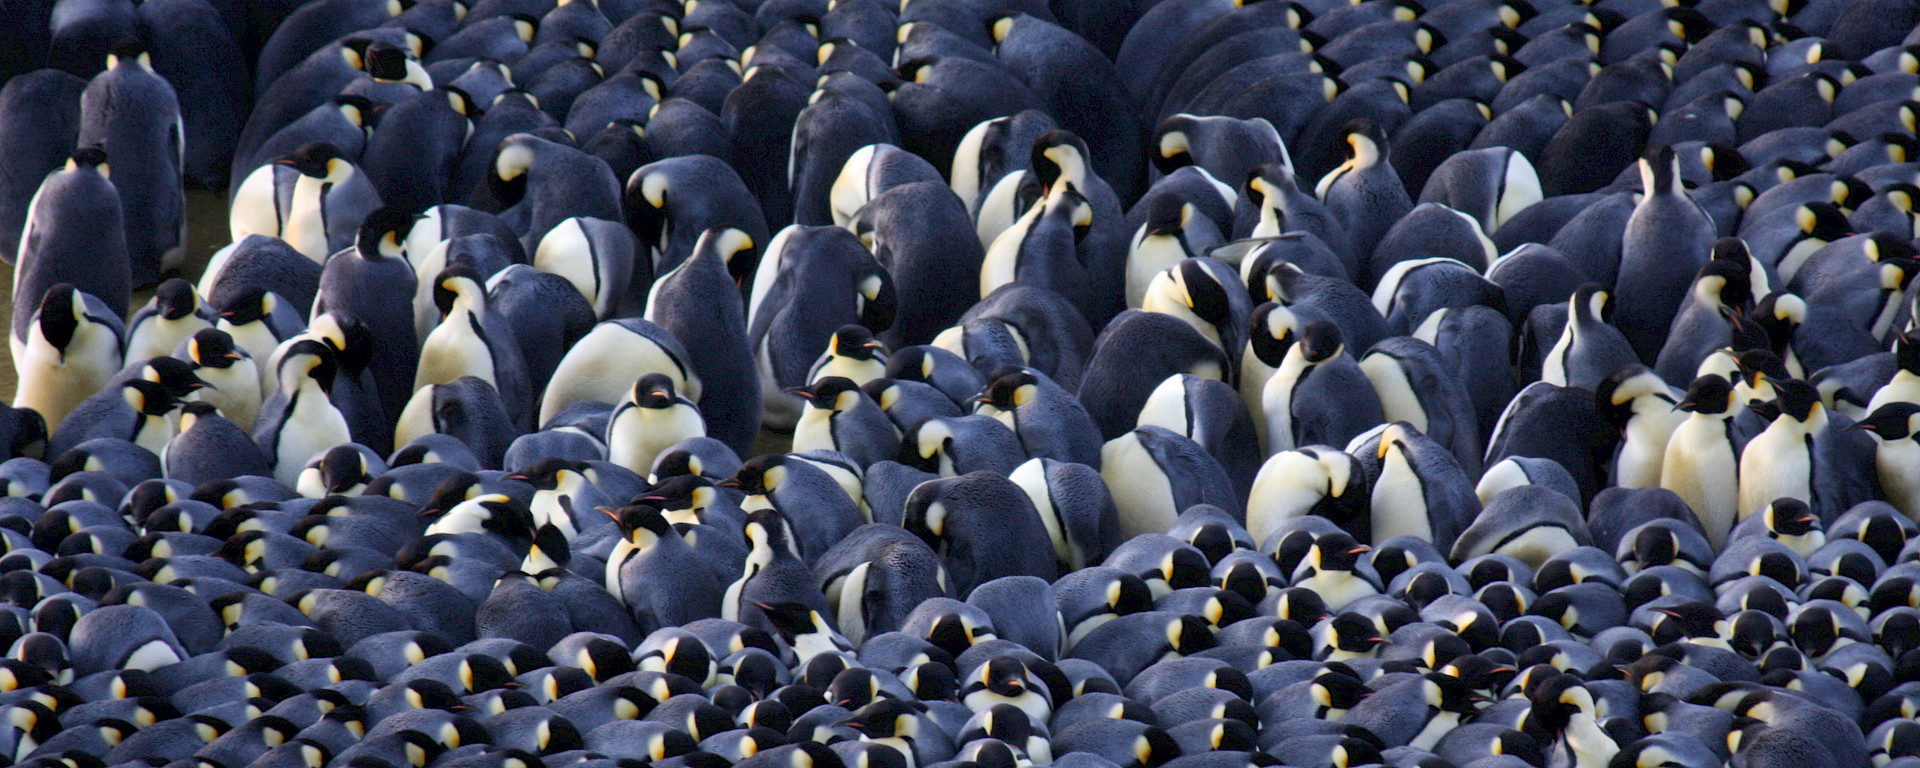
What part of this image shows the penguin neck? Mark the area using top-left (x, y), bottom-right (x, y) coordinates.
top-left (131, 411), bottom-right (175, 458)
top-left (1640, 157), bottom-right (1679, 198)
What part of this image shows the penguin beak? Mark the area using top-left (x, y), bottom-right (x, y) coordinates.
top-left (651, 390), bottom-right (669, 398)
top-left (717, 479), bottom-right (740, 488)
top-left (1348, 546), bottom-right (1370, 555)
top-left (861, 341), bottom-right (883, 350)
top-left (419, 508), bottom-right (441, 519)
top-left (783, 387), bottom-right (815, 400)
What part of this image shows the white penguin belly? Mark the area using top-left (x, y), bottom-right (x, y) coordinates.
top-left (1615, 409), bottom-right (1683, 489)
top-left (1101, 434), bottom-right (1180, 538)
top-left (1878, 440), bottom-right (1920, 522)
top-left (609, 405), bottom-right (705, 476)
top-left (1371, 449), bottom-right (1434, 544)
top-left (275, 388), bottom-right (352, 487)
top-left (1126, 234), bottom-right (1187, 309)
top-left (1261, 356), bottom-right (1312, 456)
top-left (416, 312), bottom-right (496, 391)
top-left (1738, 426), bottom-right (1811, 522)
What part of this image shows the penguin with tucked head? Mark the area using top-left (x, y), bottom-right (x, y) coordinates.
top-left (1140, 258), bottom-right (1252, 375)
top-left (124, 279), bottom-right (211, 365)
top-left (625, 155), bottom-right (771, 279)
top-left (1025, 129), bottom-right (1130, 324)
top-left (1316, 119), bottom-right (1412, 269)
top-left (976, 366), bottom-right (1103, 469)
top-left (1374, 422), bottom-right (1480, 554)
top-left (1540, 284), bottom-right (1642, 393)
top-left (415, 265), bottom-right (534, 429)
top-left (1261, 320), bottom-right (1383, 455)
top-left (165, 402), bottom-right (276, 486)
top-left (356, 85), bottom-right (480, 215)
top-left (1100, 426), bottom-right (1242, 540)
top-left (313, 208), bottom-right (419, 424)
top-left (10, 284), bottom-right (125, 433)
top-left (533, 216), bottom-right (646, 321)
top-left (645, 227), bottom-right (761, 456)
top-left (1247, 446), bottom-right (1371, 546)
top-left (607, 373), bottom-right (707, 477)
top-left (537, 317), bottom-right (698, 428)
top-left (79, 39), bottom-right (185, 288)
top-left (489, 131), bottom-right (627, 255)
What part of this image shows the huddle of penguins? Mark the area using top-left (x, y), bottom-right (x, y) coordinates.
top-left (24, 0), bottom-right (1920, 768)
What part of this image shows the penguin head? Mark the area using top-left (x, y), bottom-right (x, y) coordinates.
top-left (121, 380), bottom-right (177, 419)
top-left (619, 373), bottom-right (685, 411)
top-left (1730, 349), bottom-right (1787, 393)
top-left (32, 284), bottom-right (87, 353)
top-left (829, 325), bottom-right (883, 362)
top-left (606, 502), bottom-right (673, 543)
top-left (359, 41), bottom-right (421, 84)
top-left (1766, 379), bottom-right (1821, 422)
top-left (141, 356), bottom-right (210, 399)
top-left (149, 279), bottom-right (201, 322)
top-left (1571, 283), bottom-right (1613, 324)
top-left (1423, 671), bottom-right (1483, 714)
top-left (1338, 120), bottom-right (1388, 167)
top-left (1638, 145), bottom-right (1682, 196)
top-left (1143, 195), bottom-right (1192, 242)
top-left (1296, 320), bottom-right (1345, 364)
top-left (215, 288), bottom-right (278, 327)
top-left (277, 340), bottom-right (339, 396)
top-left (974, 656), bottom-right (1033, 699)
top-left (106, 38), bottom-right (150, 71)
top-left (278, 142), bottom-right (353, 183)
top-left (356, 208), bottom-right (417, 260)
top-left (1323, 612), bottom-right (1384, 654)
top-left (752, 599), bottom-right (829, 643)
top-left (311, 312), bottom-right (378, 375)
top-left (66, 146), bottom-right (108, 178)
top-left (1760, 498), bottom-right (1818, 539)
top-left (315, 446), bottom-right (374, 495)
top-left (1594, 365), bottom-right (1672, 428)
top-left (1249, 302), bottom-right (1300, 367)
top-left (1168, 259), bottom-right (1237, 328)
top-left (976, 368), bottom-right (1039, 413)
top-left (1795, 202), bottom-right (1853, 241)
top-left (789, 376), bottom-right (863, 413)
top-left (1695, 252), bottom-right (1754, 316)
top-left (185, 329), bottom-right (245, 371)
top-left (1030, 130), bottom-right (1091, 193)
top-left (726, 454), bottom-right (790, 498)
top-left (1310, 671), bottom-right (1367, 711)
top-left (431, 266), bottom-right (486, 318)
top-left (741, 507), bottom-right (800, 558)
top-left (634, 474), bottom-right (719, 520)
top-left (1856, 402), bottom-right (1920, 442)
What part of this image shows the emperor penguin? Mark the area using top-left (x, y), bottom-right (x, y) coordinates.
top-left (1008, 457), bottom-right (1122, 572)
top-left (177, 328), bottom-right (262, 432)
top-left (975, 366), bottom-right (1104, 469)
top-left (312, 208), bottom-right (420, 423)
top-left (1617, 146), bottom-right (1716, 363)
top-left (537, 318), bottom-right (699, 427)
top-left (165, 402), bottom-right (275, 486)
top-left (12, 147), bottom-right (130, 342)
top-left (1373, 422), bottom-right (1480, 553)
top-left (1540, 284), bottom-right (1642, 392)
top-left (252, 339), bottom-right (353, 487)
top-left (1661, 375), bottom-right (1744, 550)
top-left (1854, 402), bottom-right (1920, 522)
top-left (1654, 252), bottom-right (1756, 388)
top-left (124, 279), bottom-right (212, 364)
top-left (10, 285), bottom-right (126, 432)
top-left (229, 141), bottom-right (381, 263)
top-left (721, 508), bottom-right (833, 638)
top-left (1241, 163), bottom-right (1352, 273)
top-left (1246, 447), bottom-right (1371, 546)
top-left (606, 373), bottom-right (707, 478)
top-left (1126, 195), bottom-right (1202, 309)
top-left (414, 265), bottom-right (534, 429)
top-left (1316, 119), bottom-right (1413, 270)
top-left (1261, 320), bottom-right (1384, 455)
top-left (790, 377), bottom-right (898, 469)
top-left (1100, 426), bottom-right (1243, 539)
top-left (1737, 379), bottom-right (1827, 522)
top-left (534, 217), bottom-right (645, 320)
top-left (644, 227), bottom-right (762, 455)
top-left (1140, 257), bottom-right (1253, 370)
top-left (79, 39), bottom-right (186, 288)
top-left (1292, 532), bottom-right (1382, 612)
top-left (1595, 365), bottom-right (1686, 489)
top-left (605, 503), bottom-right (724, 634)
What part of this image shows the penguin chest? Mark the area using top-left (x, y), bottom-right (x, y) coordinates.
top-left (1409, 709), bottom-right (1460, 751)
top-left (530, 490), bottom-right (580, 539)
top-left (792, 406), bottom-right (838, 455)
top-left (1876, 439), bottom-right (1920, 520)
top-left (282, 177), bottom-right (333, 261)
top-left (1303, 571), bottom-right (1377, 612)
top-left (194, 366), bottom-right (263, 431)
top-left (1359, 356), bottom-right (1427, 432)
top-left (417, 312), bottom-right (496, 390)
top-left (1615, 409), bottom-right (1684, 489)
top-left (1661, 417), bottom-right (1739, 539)
top-left (1126, 235), bottom-right (1188, 309)
top-left (1260, 359), bottom-right (1313, 454)
top-left (1541, 322), bottom-right (1576, 387)
top-left (608, 404), bottom-right (704, 473)
top-left (129, 413), bottom-right (175, 458)
top-left (1371, 450), bottom-right (1434, 544)
top-left (1739, 427), bottom-right (1812, 518)
top-left (275, 389), bottom-right (352, 485)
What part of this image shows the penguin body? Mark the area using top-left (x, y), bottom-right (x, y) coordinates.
top-left (312, 209), bottom-right (419, 424)
top-left (977, 367), bottom-right (1103, 469)
top-left (749, 226), bottom-right (894, 430)
top-left (415, 265), bottom-right (534, 429)
top-left (0, 69), bottom-right (85, 267)
top-left (606, 504), bottom-right (724, 634)
top-left (13, 148), bottom-right (130, 341)
top-left (228, 141), bottom-right (380, 264)
top-left (791, 377), bottom-right (897, 470)
top-left (850, 180), bottom-right (986, 350)
top-left (124, 279), bottom-right (212, 365)
top-left (252, 339), bottom-right (353, 487)
top-left (904, 472), bottom-right (1059, 596)
top-left (11, 285), bottom-right (125, 433)
top-left (534, 216), bottom-right (646, 321)
top-left (1261, 320), bottom-right (1383, 456)
top-left (1541, 285), bottom-right (1642, 392)
top-left (1101, 426), bottom-right (1242, 539)
top-left (1316, 119), bottom-right (1413, 266)
top-left (645, 227), bottom-right (761, 455)
top-left (79, 41), bottom-right (185, 287)
top-left (1374, 422), bottom-right (1480, 554)
top-left (538, 318), bottom-right (698, 427)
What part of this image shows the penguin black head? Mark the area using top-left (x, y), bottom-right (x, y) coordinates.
top-left (1143, 195), bottom-right (1190, 239)
top-left (122, 380), bottom-right (177, 418)
top-left (33, 284), bottom-right (84, 353)
top-left (1857, 402), bottom-right (1920, 442)
top-left (1308, 532), bottom-right (1369, 573)
top-left (1696, 255), bottom-right (1754, 316)
top-left (1761, 498), bottom-right (1817, 539)
top-left (140, 356), bottom-right (209, 398)
top-left (185, 328), bottom-right (244, 371)
top-left (605, 503), bottom-right (673, 540)
top-left (1325, 612), bottom-right (1385, 654)
top-left (627, 373), bottom-right (682, 410)
top-left (1639, 145), bottom-right (1682, 194)
top-left (974, 656), bottom-right (1032, 699)
top-left (278, 142), bottom-right (350, 181)
top-left (356, 208), bottom-right (417, 259)
top-left (107, 37), bottom-right (147, 67)
top-left (1171, 259), bottom-right (1235, 327)
top-left (1766, 379), bottom-right (1820, 422)
top-left (752, 600), bottom-right (825, 643)
top-left (828, 325), bottom-right (882, 362)
top-left (1311, 672), bottom-right (1367, 712)
top-left (977, 369), bottom-right (1039, 412)
top-left (1338, 119), bottom-right (1389, 166)
top-left (150, 279), bottom-right (200, 322)
top-left (1297, 320), bottom-right (1345, 365)
top-left (362, 41), bottom-right (414, 81)
top-left (1249, 302), bottom-right (1300, 367)
top-left (1030, 130), bottom-right (1090, 193)
top-left (1594, 364), bottom-right (1666, 428)
top-left (315, 446), bottom-right (373, 494)
top-left (788, 377), bottom-right (862, 414)
top-left (904, 662), bottom-right (956, 701)
top-left (278, 339), bottom-right (339, 396)
top-left (431, 265), bottom-right (486, 318)
top-left (1730, 349), bottom-right (1786, 391)
top-left (726, 455), bottom-right (789, 498)
top-left (215, 288), bottom-right (277, 327)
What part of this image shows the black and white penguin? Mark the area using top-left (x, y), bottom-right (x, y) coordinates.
top-left (176, 328), bottom-right (261, 431)
top-left (415, 265), bottom-right (534, 428)
top-left (749, 226), bottom-right (894, 430)
top-left (1540, 284), bottom-right (1642, 392)
top-left (1854, 402), bottom-right (1920, 522)
top-left (1737, 379), bottom-right (1827, 522)
top-left (10, 284), bottom-right (125, 432)
top-left (1595, 365), bottom-right (1686, 490)
top-left (605, 503), bottom-right (724, 634)
top-left (1373, 421), bottom-right (1480, 554)
top-left (252, 339), bottom-right (352, 487)
top-left (1617, 147), bottom-right (1717, 363)
top-left (165, 402), bottom-right (276, 486)
top-left (625, 154), bottom-right (771, 279)
top-left (79, 39), bottom-right (185, 288)
top-left (721, 507), bottom-right (833, 641)
top-left (645, 227), bottom-right (762, 455)
top-left (1008, 457), bottom-right (1121, 573)
top-left (12, 147), bottom-right (129, 342)
top-left (1654, 249), bottom-right (1756, 387)
top-left (903, 472), bottom-right (1058, 596)
top-left (1247, 447), bottom-right (1370, 546)
top-left (0, 69), bottom-right (86, 268)
top-left (1260, 320), bottom-right (1383, 455)
top-left (312, 208), bottom-right (419, 423)
top-left (533, 216), bottom-right (647, 321)
top-left (1100, 426), bottom-right (1242, 539)
top-left (790, 377), bottom-right (897, 469)
top-left (229, 141), bottom-right (380, 264)
top-left (1316, 119), bottom-right (1413, 269)
top-left (1140, 257), bottom-right (1252, 372)
top-left (490, 131), bottom-right (626, 254)
top-left (606, 373), bottom-right (707, 478)
top-left (538, 317), bottom-right (698, 428)
top-left (1126, 195), bottom-right (1203, 309)
top-left (976, 367), bottom-right (1103, 469)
